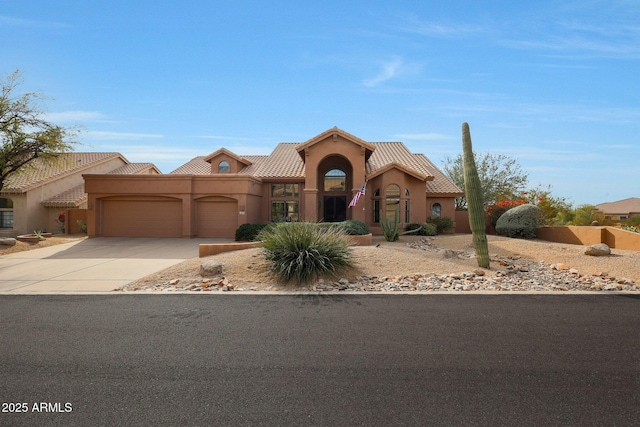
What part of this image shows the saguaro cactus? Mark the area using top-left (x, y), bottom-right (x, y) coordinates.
top-left (462, 122), bottom-right (490, 268)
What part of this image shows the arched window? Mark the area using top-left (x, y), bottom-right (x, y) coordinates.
top-left (431, 202), bottom-right (442, 218)
top-left (218, 161), bottom-right (230, 173)
top-left (385, 184), bottom-right (401, 222)
top-left (0, 198), bottom-right (14, 228)
top-left (324, 169), bottom-right (346, 191)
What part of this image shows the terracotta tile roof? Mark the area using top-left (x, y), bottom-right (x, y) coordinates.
top-left (238, 155), bottom-right (269, 175)
top-left (166, 137), bottom-right (461, 197)
top-left (296, 127), bottom-right (376, 158)
top-left (366, 142), bottom-right (434, 179)
top-left (170, 155), bottom-right (269, 175)
top-left (596, 197), bottom-right (640, 215)
top-left (39, 162), bottom-right (160, 208)
top-left (41, 184), bottom-right (87, 208)
top-left (252, 143), bottom-right (305, 178)
top-left (170, 156), bottom-right (210, 174)
top-left (2, 152), bottom-right (123, 194)
top-left (108, 163), bottom-right (159, 174)
top-left (415, 154), bottom-right (464, 195)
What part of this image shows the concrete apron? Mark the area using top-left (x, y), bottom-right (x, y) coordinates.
top-left (0, 237), bottom-right (229, 294)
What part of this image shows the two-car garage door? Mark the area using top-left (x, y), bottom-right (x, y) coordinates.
top-left (102, 198), bottom-right (183, 237)
top-left (100, 197), bottom-right (238, 238)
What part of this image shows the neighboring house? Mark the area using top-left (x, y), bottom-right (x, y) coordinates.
top-left (0, 153), bottom-right (160, 237)
top-left (596, 197), bottom-right (640, 222)
top-left (83, 127), bottom-right (463, 238)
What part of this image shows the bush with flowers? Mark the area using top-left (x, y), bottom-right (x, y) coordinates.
top-left (486, 186), bottom-right (573, 227)
top-left (55, 212), bottom-right (66, 233)
top-left (486, 195), bottom-right (527, 227)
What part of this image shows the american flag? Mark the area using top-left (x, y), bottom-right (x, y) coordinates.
top-left (348, 181), bottom-right (367, 208)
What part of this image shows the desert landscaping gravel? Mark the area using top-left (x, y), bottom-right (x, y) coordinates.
top-left (121, 234), bottom-right (640, 293)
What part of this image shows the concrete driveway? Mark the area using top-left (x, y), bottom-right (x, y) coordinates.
top-left (0, 237), bottom-right (229, 294)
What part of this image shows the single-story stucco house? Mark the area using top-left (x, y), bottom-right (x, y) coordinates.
top-left (83, 127), bottom-right (463, 238)
top-left (596, 197), bottom-right (640, 222)
top-left (0, 153), bottom-right (160, 237)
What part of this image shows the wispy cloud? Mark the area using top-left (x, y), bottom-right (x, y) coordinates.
top-left (44, 111), bottom-right (109, 123)
top-left (363, 57), bottom-right (423, 87)
top-left (85, 131), bottom-right (164, 141)
top-left (0, 15), bottom-right (71, 30)
top-left (196, 135), bottom-right (252, 141)
top-left (498, 14), bottom-right (640, 59)
top-left (439, 100), bottom-right (640, 126)
top-left (363, 58), bottom-right (404, 87)
top-left (394, 13), bottom-right (487, 39)
top-left (394, 133), bottom-right (455, 141)
top-left (109, 145), bottom-right (200, 161)
top-left (498, 147), bottom-right (602, 163)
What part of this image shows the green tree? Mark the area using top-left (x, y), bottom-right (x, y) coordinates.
top-left (1, 70), bottom-right (78, 192)
top-left (571, 204), bottom-right (605, 226)
top-left (522, 185), bottom-right (573, 225)
top-left (442, 151), bottom-right (529, 209)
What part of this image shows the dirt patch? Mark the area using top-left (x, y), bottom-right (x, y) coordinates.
top-left (122, 234), bottom-right (640, 291)
top-left (0, 235), bottom-right (87, 256)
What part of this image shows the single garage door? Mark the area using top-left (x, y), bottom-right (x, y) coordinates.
top-left (196, 200), bottom-right (237, 238)
top-left (102, 199), bottom-right (182, 237)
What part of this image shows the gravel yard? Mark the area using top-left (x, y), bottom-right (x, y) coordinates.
top-left (121, 234), bottom-right (640, 292)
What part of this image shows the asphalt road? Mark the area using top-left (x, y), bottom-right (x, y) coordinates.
top-left (1, 295), bottom-right (639, 426)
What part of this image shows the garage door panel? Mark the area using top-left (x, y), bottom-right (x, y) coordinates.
top-left (197, 201), bottom-right (237, 238)
top-left (102, 200), bottom-right (182, 237)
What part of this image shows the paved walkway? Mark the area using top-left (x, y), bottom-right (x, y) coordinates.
top-left (0, 237), bottom-right (229, 294)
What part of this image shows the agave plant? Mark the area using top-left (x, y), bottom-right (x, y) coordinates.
top-left (380, 207), bottom-right (401, 242)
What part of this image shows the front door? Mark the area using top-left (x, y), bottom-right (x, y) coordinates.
top-left (323, 196), bottom-right (346, 222)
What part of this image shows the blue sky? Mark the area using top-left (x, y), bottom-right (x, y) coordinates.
top-left (2, 0), bottom-right (638, 206)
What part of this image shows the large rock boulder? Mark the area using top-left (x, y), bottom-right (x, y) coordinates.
top-left (585, 243), bottom-right (611, 256)
top-left (0, 237), bottom-right (17, 247)
top-left (495, 204), bottom-right (543, 239)
top-left (200, 259), bottom-right (223, 277)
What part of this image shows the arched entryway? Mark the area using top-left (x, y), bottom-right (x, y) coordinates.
top-left (318, 156), bottom-right (352, 222)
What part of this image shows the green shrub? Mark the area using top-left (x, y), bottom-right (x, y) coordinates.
top-left (380, 213), bottom-right (401, 242)
top-left (495, 204), bottom-right (543, 239)
top-left (316, 220), bottom-right (369, 235)
top-left (406, 222), bottom-right (437, 236)
top-left (76, 220), bottom-right (88, 233)
top-left (259, 222), bottom-right (353, 283)
top-left (428, 216), bottom-right (454, 234)
top-left (235, 223), bottom-right (268, 241)
top-left (341, 220), bottom-right (370, 235)
top-left (626, 215), bottom-right (640, 227)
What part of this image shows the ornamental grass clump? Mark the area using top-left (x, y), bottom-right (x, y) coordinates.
top-left (259, 222), bottom-right (353, 283)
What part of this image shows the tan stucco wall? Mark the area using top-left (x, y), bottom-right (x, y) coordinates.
top-left (84, 174), bottom-right (263, 238)
top-left (81, 136), bottom-right (460, 238)
top-left (1, 157), bottom-right (128, 236)
top-left (299, 134), bottom-right (368, 223)
top-left (536, 226), bottom-right (640, 251)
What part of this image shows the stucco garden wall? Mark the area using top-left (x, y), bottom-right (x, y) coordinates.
top-left (536, 226), bottom-right (640, 251)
